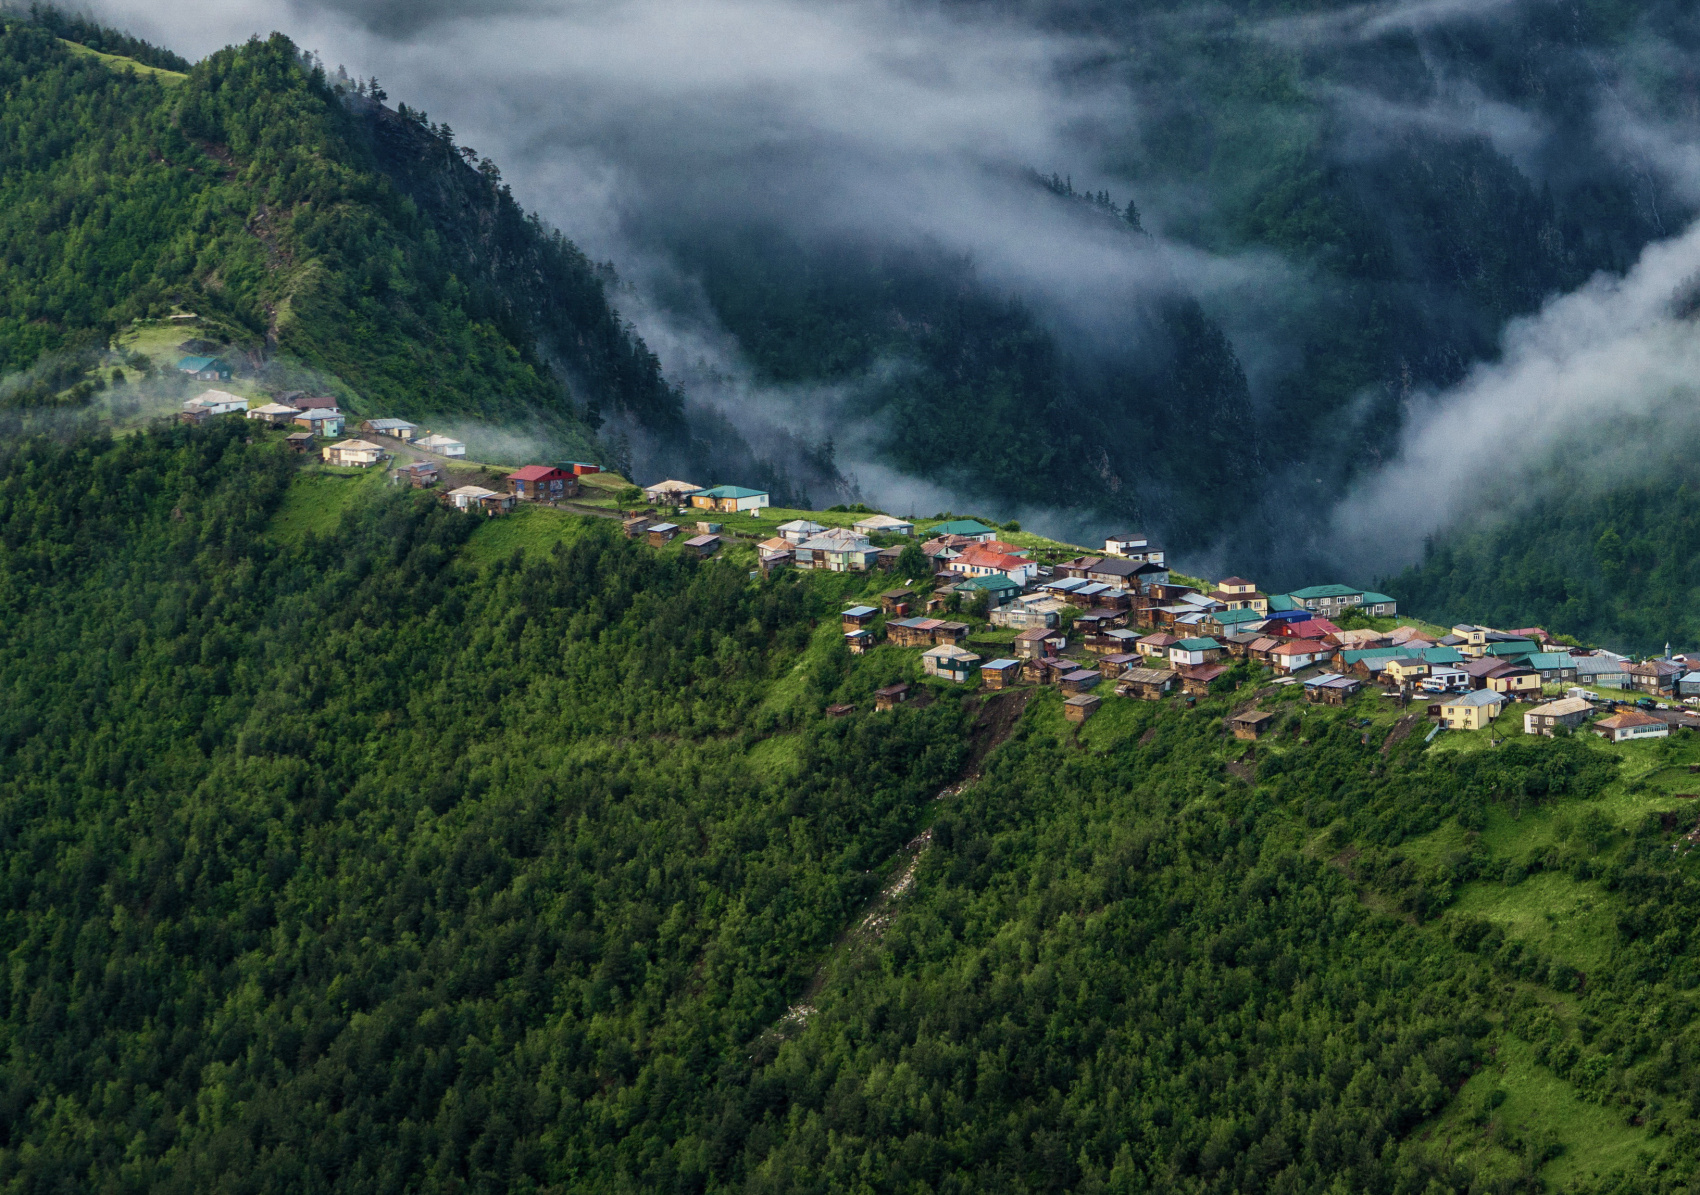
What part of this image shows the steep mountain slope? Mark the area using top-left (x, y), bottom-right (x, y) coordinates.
top-left (3, 423), bottom-right (1700, 1191)
top-left (0, 20), bottom-right (687, 464)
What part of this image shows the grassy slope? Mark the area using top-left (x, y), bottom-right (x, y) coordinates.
top-left (56, 39), bottom-right (185, 84)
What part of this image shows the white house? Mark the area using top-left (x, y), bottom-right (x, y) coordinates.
top-left (183, 389), bottom-right (246, 416)
top-left (797, 529), bottom-right (880, 572)
top-left (777, 519), bottom-right (828, 544)
top-left (644, 479), bottom-right (702, 505)
top-left (323, 439), bottom-right (385, 467)
top-left (922, 644), bottom-right (981, 682)
top-left (1104, 532), bottom-right (1165, 564)
top-left (415, 433), bottom-right (466, 457)
top-left (948, 545), bottom-right (1039, 586)
top-left (1168, 637), bottom-right (1223, 668)
top-left (446, 485), bottom-right (498, 510)
top-left (246, 402), bottom-right (300, 425)
top-left (852, 513), bottom-right (914, 537)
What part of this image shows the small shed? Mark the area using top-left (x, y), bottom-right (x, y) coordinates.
top-left (683, 534), bottom-right (721, 557)
top-left (1098, 652), bottom-right (1140, 679)
top-left (933, 621), bottom-right (970, 646)
top-left (1059, 669), bottom-right (1102, 695)
top-left (478, 492), bottom-right (516, 517)
top-left (622, 516), bottom-right (652, 539)
top-left (826, 703), bottom-right (855, 718)
top-left (247, 402), bottom-right (300, 425)
top-left (647, 522), bottom-right (681, 547)
top-left (981, 658), bottom-right (1022, 689)
top-left (1063, 694), bottom-right (1102, 723)
top-left (881, 588), bottom-right (917, 615)
top-left (393, 461), bottom-right (440, 488)
top-left (845, 629), bottom-right (874, 655)
top-left (874, 683), bottom-right (911, 711)
top-left (1230, 710), bottom-right (1275, 740)
top-left (284, 431), bottom-right (315, 453)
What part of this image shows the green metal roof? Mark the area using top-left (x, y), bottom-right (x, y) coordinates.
top-left (695, 485), bottom-right (767, 499)
top-left (1175, 637), bottom-right (1222, 651)
top-left (1214, 607), bottom-right (1266, 626)
top-left (1359, 591), bottom-right (1396, 605)
top-left (1527, 652), bottom-right (1577, 669)
top-left (1484, 640), bottom-right (1538, 658)
top-left (930, 519), bottom-right (996, 536)
top-left (959, 574), bottom-right (1019, 592)
top-left (1266, 594), bottom-right (1300, 612)
top-left (1287, 584), bottom-right (1364, 601)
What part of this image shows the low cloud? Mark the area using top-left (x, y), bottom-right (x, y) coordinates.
top-left (1330, 219), bottom-right (1700, 572)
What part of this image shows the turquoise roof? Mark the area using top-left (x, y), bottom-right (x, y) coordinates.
top-left (959, 574), bottom-right (1019, 592)
top-left (177, 355), bottom-right (223, 371)
top-left (1267, 594), bottom-right (1300, 612)
top-left (695, 485), bottom-right (767, 499)
top-left (1175, 637), bottom-right (1222, 651)
top-left (1288, 583), bottom-right (1364, 601)
top-left (1485, 640), bottom-right (1537, 658)
top-left (1527, 652), bottom-right (1577, 670)
top-left (1214, 607), bottom-right (1266, 626)
top-left (930, 519), bottom-right (995, 536)
top-left (1360, 591), bottom-right (1396, 605)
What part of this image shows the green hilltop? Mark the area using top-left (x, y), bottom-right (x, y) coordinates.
top-left (0, 419), bottom-right (1698, 1191)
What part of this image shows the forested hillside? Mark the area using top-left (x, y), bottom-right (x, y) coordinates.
top-left (5, 421), bottom-right (1700, 1190)
top-left (1387, 476), bottom-right (1700, 655)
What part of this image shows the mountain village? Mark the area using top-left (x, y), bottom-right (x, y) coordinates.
top-left (189, 380), bottom-right (1699, 747)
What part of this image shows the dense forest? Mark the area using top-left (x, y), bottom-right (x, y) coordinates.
top-left (4, 420), bottom-right (1700, 1190)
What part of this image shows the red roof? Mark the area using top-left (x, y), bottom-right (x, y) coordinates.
top-left (1271, 640), bottom-right (1325, 655)
top-left (509, 465), bottom-right (565, 481)
top-left (957, 546), bottom-right (1029, 572)
top-left (1285, 618), bottom-right (1340, 639)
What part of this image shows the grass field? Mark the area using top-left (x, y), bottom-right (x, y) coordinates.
top-left (58, 39), bottom-right (187, 85)
top-left (267, 465), bottom-right (389, 544)
top-left (1418, 1034), bottom-right (1660, 1188)
top-left (460, 503), bottom-right (598, 566)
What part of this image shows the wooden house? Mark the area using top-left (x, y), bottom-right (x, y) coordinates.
top-left (394, 461), bottom-right (440, 488)
top-left (874, 683), bottom-right (911, 711)
top-left (1063, 694), bottom-right (1102, 723)
top-left (1136, 632), bottom-right (1178, 660)
top-left (1024, 656), bottom-right (1071, 685)
top-left (293, 409), bottom-right (345, 437)
top-left (648, 522), bottom-right (682, 547)
top-left (1179, 664), bottom-right (1228, 696)
top-left (1626, 659), bottom-right (1681, 695)
top-left (478, 492), bottom-right (515, 517)
top-left (981, 658), bottom-right (1022, 689)
top-left (1098, 652), bottom-right (1140, 680)
top-left (1116, 667), bottom-right (1177, 700)
top-left (682, 533), bottom-right (721, 557)
top-left (1230, 710), bottom-right (1275, 740)
top-left (1059, 669), bottom-right (1102, 695)
top-left (622, 516), bottom-right (652, 538)
top-left (842, 606), bottom-right (879, 632)
top-left (845, 629), bottom-right (874, 655)
top-left (1303, 673), bottom-right (1363, 705)
top-left (1168, 638), bottom-right (1224, 668)
top-left (507, 465), bottom-right (577, 502)
top-left (826, 703), bottom-right (855, 717)
top-left (1014, 627), bottom-right (1067, 658)
top-left (284, 431), bottom-right (315, 453)
top-left (1523, 697), bottom-right (1593, 737)
top-left (887, 617), bottom-right (940, 648)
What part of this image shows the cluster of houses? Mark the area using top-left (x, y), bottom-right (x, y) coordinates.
top-left (180, 389), bottom-right (469, 460)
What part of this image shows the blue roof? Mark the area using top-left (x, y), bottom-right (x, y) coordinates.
top-left (843, 606), bottom-right (878, 617)
top-left (984, 658), bottom-right (1020, 669)
top-left (177, 356), bottom-right (223, 371)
